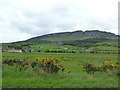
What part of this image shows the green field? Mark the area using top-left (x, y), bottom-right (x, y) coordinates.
top-left (2, 52), bottom-right (119, 88)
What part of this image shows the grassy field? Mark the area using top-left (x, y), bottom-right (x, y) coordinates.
top-left (2, 52), bottom-right (119, 88)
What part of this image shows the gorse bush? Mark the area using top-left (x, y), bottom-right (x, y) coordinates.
top-left (2, 56), bottom-right (71, 75)
top-left (31, 57), bottom-right (64, 74)
top-left (83, 63), bottom-right (97, 74)
top-left (2, 59), bottom-right (29, 71)
top-left (83, 61), bottom-right (120, 75)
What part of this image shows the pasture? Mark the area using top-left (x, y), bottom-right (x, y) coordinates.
top-left (2, 52), bottom-right (119, 88)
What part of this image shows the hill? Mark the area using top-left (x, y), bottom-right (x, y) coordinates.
top-left (23, 30), bottom-right (118, 43)
top-left (2, 30), bottom-right (119, 54)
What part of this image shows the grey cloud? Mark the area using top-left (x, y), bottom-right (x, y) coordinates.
top-left (0, 0), bottom-right (118, 43)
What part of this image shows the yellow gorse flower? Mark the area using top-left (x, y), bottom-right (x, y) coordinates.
top-left (98, 65), bottom-right (102, 68)
top-left (31, 57), bottom-right (67, 74)
top-left (54, 64), bottom-right (59, 67)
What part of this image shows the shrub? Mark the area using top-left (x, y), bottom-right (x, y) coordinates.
top-left (83, 63), bottom-right (97, 74)
top-left (31, 57), bottom-right (64, 74)
top-left (83, 61), bottom-right (120, 75)
top-left (2, 59), bottom-right (29, 71)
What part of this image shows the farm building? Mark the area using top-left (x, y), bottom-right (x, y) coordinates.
top-left (8, 49), bottom-right (22, 53)
top-left (23, 49), bottom-right (34, 52)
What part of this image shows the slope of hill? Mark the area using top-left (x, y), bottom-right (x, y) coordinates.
top-left (24, 30), bottom-right (118, 43)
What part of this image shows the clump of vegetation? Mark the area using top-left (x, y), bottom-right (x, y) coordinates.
top-left (31, 57), bottom-right (68, 74)
top-left (2, 59), bottom-right (29, 71)
top-left (83, 61), bottom-right (120, 75)
top-left (83, 63), bottom-right (98, 74)
top-left (2, 56), bottom-right (71, 74)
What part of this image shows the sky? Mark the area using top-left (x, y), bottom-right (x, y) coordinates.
top-left (0, 0), bottom-right (119, 43)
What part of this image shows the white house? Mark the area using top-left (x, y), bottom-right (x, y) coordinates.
top-left (8, 49), bottom-right (22, 53)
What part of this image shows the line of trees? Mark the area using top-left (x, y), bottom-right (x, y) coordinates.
top-left (44, 50), bottom-right (76, 53)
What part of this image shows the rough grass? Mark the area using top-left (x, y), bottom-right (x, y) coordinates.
top-left (2, 52), bottom-right (119, 88)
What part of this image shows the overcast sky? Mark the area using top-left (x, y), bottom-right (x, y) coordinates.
top-left (0, 0), bottom-right (119, 43)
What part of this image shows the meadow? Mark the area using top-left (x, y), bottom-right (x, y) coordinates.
top-left (2, 52), bottom-right (119, 88)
